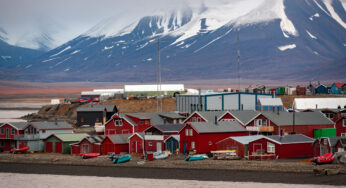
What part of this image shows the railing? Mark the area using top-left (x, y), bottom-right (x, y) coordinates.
top-left (14, 134), bottom-right (40, 140)
top-left (144, 135), bottom-right (164, 140)
top-left (246, 126), bottom-right (274, 132)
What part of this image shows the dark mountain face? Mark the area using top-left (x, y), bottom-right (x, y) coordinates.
top-left (1, 0), bottom-right (346, 82)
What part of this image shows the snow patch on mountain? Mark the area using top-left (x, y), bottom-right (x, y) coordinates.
top-left (322, 0), bottom-right (346, 28)
top-left (103, 46), bottom-right (113, 50)
top-left (50, 46), bottom-right (71, 57)
top-left (70, 50), bottom-right (80, 55)
top-left (306, 30), bottom-right (317, 39)
top-left (309, 13), bottom-right (320, 21)
top-left (278, 44), bottom-right (296, 51)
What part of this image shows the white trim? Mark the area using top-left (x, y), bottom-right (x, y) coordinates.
top-left (182, 111), bottom-right (208, 123)
top-left (128, 132), bottom-right (144, 140)
top-left (0, 123), bottom-right (22, 130)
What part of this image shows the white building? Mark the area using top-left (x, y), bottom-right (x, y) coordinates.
top-left (293, 98), bottom-right (346, 110)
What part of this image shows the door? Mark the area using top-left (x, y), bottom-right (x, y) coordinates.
top-left (156, 142), bottom-right (162, 152)
top-left (81, 144), bottom-right (89, 153)
top-left (55, 142), bottom-right (62, 153)
top-left (183, 142), bottom-right (187, 154)
top-left (6, 128), bottom-right (9, 139)
top-left (46, 142), bottom-right (53, 152)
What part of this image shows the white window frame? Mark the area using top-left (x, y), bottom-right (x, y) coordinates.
top-left (189, 129), bottom-right (193, 136)
top-left (197, 117), bottom-right (201, 122)
top-left (209, 141), bottom-right (212, 146)
top-left (262, 119), bottom-right (267, 126)
top-left (115, 120), bottom-right (123, 126)
top-left (341, 133), bottom-right (346, 137)
top-left (185, 129), bottom-right (189, 136)
top-left (191, 141), bottom-right (195, 149)
top-left (343, 119), bottom-right (346, 127)
top-left (256, 119), bottom-right (262, 126)
top-left (148, 142), bottom-right (152, 146)
top-left (267, 142), bottom-right (275, 153)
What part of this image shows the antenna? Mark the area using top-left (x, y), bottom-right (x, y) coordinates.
top-left (237, 30), bottom-right (240, 91)
top-left (157, 38), bottom-right (162, 112)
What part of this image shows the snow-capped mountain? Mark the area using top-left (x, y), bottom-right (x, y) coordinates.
top-left (3, 0), bottom-right (346, 82)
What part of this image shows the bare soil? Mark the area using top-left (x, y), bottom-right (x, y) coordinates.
top-left (0, 153), bottom-right (345, 174)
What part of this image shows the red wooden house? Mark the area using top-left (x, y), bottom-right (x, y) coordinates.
top-left (71, 135), bottom-right (104, 155)
top-left (313, 137), bottom-right (340, 156)
top-left (335, 116), bottom-right (346, 137)
top-left (101, 134), bottom-right (131, 155)
top-left (179, 121), bottom-right (247, 154)
top-left (335, 138), bottom-right (346, 152)
top-left (144, 124), bottom-right (184, 152)
top-left (217, 134), bottom-right (314, 159)
top-left (104, 114), bottom-right (136, 135)
top-left (129, 133), bottom-right (144, 153)
top-left (0, 122), bottom-right (27, 151)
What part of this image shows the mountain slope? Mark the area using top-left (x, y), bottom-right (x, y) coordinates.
top-left (3, 0), bottom-right (346, 82)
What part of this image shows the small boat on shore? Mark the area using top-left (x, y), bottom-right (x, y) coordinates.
top-left (11, 146), bottom-right (29, 153)
top-left (113, 155), bottom-right (131, 164)
top-left (310, 153), bottom-right (335, 165)
top-left (184, 155), bottom-right (205, 161)
top-left (154, 152), bottom-right (168, 160)
top-left (80, 153), bottom-right (100, 159)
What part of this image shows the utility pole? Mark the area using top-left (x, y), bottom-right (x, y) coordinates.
top-left (237, 30), bottom-right (240, 91)
top-left (157, 38), bottom-right (162, 112)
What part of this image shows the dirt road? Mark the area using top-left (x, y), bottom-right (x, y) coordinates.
top-left (0, 162), bottom-right (345, 185)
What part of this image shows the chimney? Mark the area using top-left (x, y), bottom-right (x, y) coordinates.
top-left (277, 107), bottom-right (280, 115)
top-left (214, 116), bottom-right (218, 125)
top-left (316, 104), bottom-right (318, 109)
top-left (280, 129), bottom-right (283, 137)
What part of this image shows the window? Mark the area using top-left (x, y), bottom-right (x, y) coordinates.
top-left (197, 117), bottom-right (201, 122)
top-left (329, 114), bottom-right (334, 119)
top-left (0, 128), bottom-right (4, 134)
top-left (191, 141), bottom-right (195, 149)
top-left (262, 120), bottom-right (267, 126)
top-left (148, 142), bottom-right (152, 146)
top-left (191, 117), bottom-right (196, 122)
top-left (256, 120), bottom-right (262, 126)
top-left (145, 120), bottom-right (149, 125)
top-left (343, 119), bottom-right (346, 127)
top-left (267, 142), bottom-right (275, 153)
top-left (189, 129), bottom-right (193, 136)
top-left (139, 120), bottom-right (143, 125)
top-left (42, 130), bottom-right (46, 133)
top-left (115, 120), bottom-right (123, 126)
top-left (11, 128), bottom-right (15, 135)
top-left (209, 141), bottom-right (212, 146)
top-left (341, 133), bottom-right (346, 137)
top-left (185, 129), bottom-right (189, 136)
top-left (0, 140), bottom-right (4, 147)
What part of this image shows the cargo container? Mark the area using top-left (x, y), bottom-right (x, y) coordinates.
top-left (313, 128), bottom-right (336, 139)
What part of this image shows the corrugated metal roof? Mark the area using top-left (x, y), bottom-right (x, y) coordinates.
top-left (29, 121), bottom-right (73, 129)
top-left (107, 134), bottom-right (132, 144)
top-left (155, 124), bottom-right (184, 132)
top-left (228, 110), bottom-right (261, 125)
top-left (261, 111), bottom-right (334, 126)
top-left (1, 122), bottom-right (27, 130)
top-left (86, 135), bottom-right (105, 144)
top-left (52, 133), bottom-right (89, 142)
top-left (158, 112), bottom-right (185, 119)
top-left (197, 111), bottom-right (225, 122)
top-left (267, 134), bottom-right (315, 144)
top-left (226, 135), bottom-right (266, 144)
top-left (190, 121), bottom-right (246, 133)
top-left (258, 98), bottom-right (283, 106)
top-left (77, 104), bottom-right (116, 112)
top-left (293, 98), bottom-right (346, 110)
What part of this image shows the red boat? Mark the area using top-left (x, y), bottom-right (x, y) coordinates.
top-left (10, 146), bottom-right (29, 153)
top-left (80, 153), bottom-right (100, 159)
top-left (310, 153), bottom-right (335, 164)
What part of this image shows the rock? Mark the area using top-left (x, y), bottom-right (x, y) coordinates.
top-left (326, 169), bottom-right (340, 175)
top-left (313, 168), bottom-right (326, 176)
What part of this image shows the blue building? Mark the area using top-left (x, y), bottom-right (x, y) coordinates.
top-left (315, 85), bottom-right (329, 94)
top-left (331, 83), bottom-right (344, 94)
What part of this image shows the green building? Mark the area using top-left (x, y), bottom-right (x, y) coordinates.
top-left (44, 133), bottom-right (88, 154)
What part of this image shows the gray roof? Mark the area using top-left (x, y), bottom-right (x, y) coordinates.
top-left (228, 110), bottom-right (261, 125)
top-left (119, 114), bottom-right (136, 125)
top-left (261, 111), bottom-right (334, 126)
top-left (190, 121), bottom-right (246, 133)
top-left (340, 137), bottom-right (346, 146)
top-left (126, 112), bottom-right (176, 125)
top-left (85, 135), bottom-right (105, 144)
top-left (154, 124), bottom-right (185, 132)
top-left (1, 122), bottom-right (27, 130)
top-left (158, 112), bottom-right (185, 119)
top-left (196, 111), bottom-right (225, 122)
top-left (328, 137), bottom-right (340, 147)
top-left (258, 98), bottom-right (283, 106)
top-left (107, 134), bottom-right (132, 144)
top-left (77, 104), bottom-right (116, 112)
top-left (267, 134), bottom-right (315, 144)
top-left (222, 135), bottom-right (267, 145)
top-left (29, 121), bottom-right (73, 130)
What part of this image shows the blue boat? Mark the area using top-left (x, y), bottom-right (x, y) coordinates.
top-left (113, 155), bottom-right (131, 164)
top-left (184, 155), bottom-right (204, 161)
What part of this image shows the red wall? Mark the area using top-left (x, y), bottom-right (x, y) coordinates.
top-left (216, 138), bottom-right (245, 157)
top-left (249, 138), bottom-right (313, 159)
top-left (126, 115), bottom-right (151, 132)
top-left (105, 118), bottom-right (133, 135)
top-left (144, 140), bottom-right (165, 152)
top-left (276, 124), bottom-right (334, 138)
top-left (179, 124), bottom-right (246, 153)
top-left (0, 140), bottom-right (14, 151)
top-left (71, 145), bottom-right (80, 155)
top-left (0, 124), bottom-right (19, 139)
top-left (336, 118), bottom-right (346, 137)
top-left (129, 134), bottom-right (143, 153)
top-left (101, 137), bottom-right (129, 155)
